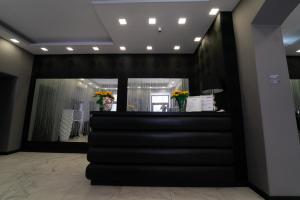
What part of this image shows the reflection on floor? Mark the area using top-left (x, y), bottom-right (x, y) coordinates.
top-left (68, 134), bottom-right (88, 143)
top-left (0, 152), bottom-right (263, 200)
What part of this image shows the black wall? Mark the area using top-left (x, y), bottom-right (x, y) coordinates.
top-left (31, 54), bottom-right (198, 112)
top-left (23, 54), bottom-right (199, 152)
top-left (287, 56), bottom-right (300, 79)
top-left (194, 12), bottom-right (247, 184)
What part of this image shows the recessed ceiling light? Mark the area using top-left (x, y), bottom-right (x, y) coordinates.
top-left (66, 47), bottom-right (74, 51)
top-left (209, 8), bottom-right (220, 16)
top-left (41, 47), bottom-right (48, 52)
top-left (119, 18), bottom-right (127, 25)
top-left (297, 49), bottom-right (300, 53)
top-left (93, 46), bottom-right (99, 51)
top-left (149, 18), bottom-right (156, 25)
top-left (120, 46), bottom-right (126, 51)
top-left (194, 37), bottom-right (202, 42)
top-left (10, 38), bottom-right (20, 43)
top-left (174, 45), bottom-right (180, 50)
top-left (178, 18), bottom-right (187, 25)
top-left (147, 45), bottom-right (153, 50)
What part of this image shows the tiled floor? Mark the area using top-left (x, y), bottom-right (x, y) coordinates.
top-left (0, 152), bottom-right (263, 200)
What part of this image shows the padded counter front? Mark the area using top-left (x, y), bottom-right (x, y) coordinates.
top-left (86, 112), bottom-right (236, 186)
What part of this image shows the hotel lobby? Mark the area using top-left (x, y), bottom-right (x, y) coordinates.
top-left (1, 0), bottom-right (300, 199)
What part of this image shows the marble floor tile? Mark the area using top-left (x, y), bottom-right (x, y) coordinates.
top-left (0, 153), bottom-right (263, 200)
top-left (170, 187), bottom-right (223, 200)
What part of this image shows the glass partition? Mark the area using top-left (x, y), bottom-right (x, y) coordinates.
top-left (28, 78), bottom-right (118, 142)
top-left (290, 80), bottom-right (300, 136)
top-left (127, 78), bottom-right (189, 112)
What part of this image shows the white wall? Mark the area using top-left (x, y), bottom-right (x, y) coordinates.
top-left (233, 0), bottom-right (300, 196)
top-left (0, 37), bottom-right (33, 152)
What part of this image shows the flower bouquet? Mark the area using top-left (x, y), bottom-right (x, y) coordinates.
top-left (171, 90), bottom-right (189, 112)
top-left (94, 91), bottom-right (115, 111)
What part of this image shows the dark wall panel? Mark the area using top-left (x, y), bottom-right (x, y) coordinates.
top-left (0, 73), bottom-right (17, 152)
top-left (194, 12), bottom-right (247, 184)
top-left (287, 56), bottom-right (300, 79)
top-left (33, 54), bottom-right (195, 78)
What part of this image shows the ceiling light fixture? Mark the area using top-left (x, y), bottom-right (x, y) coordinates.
top-left (120, 46), bottom-right (126, 51)
top-left (66, 47), bottom-right (74, 51)
top-left (297, 49), bottom-right (300, 53)
top-left (93, 46), bottom-right (100, 51)
top-left (10, 38), bottom-right (20, 43)
top-left (41, 47), bottom-right (48, 52)
top-left (80, 78), bottom-right (85, 81)
top-left (119, 18), bottom-right (127, 25)
top-left (178, 18), bottom-right (187, 25)
top-left (194, 37), bottom-right (202, 42)
top-left (209, 8), bottom-right (220, 16)
top-left (174, 45), bottom-right (180, 50)
top-left (88, 82), bottom-right (93, 85)
top-left (148, 18), bottom-right (156, 25)
top-left (147, 45), bottom-right (153, 50)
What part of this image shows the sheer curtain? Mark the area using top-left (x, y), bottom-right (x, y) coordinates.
top-left (28, 79), bottom-right (96, 141)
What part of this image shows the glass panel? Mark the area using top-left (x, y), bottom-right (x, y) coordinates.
top-left (290, 80), bottom-right (300, 135)
top-left (28, 78), bottom-right (118, 142)
top-left (127, 78), bottom-right (189, 112)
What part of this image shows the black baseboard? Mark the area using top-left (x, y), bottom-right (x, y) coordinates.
top-left (249, 184), bottom-right (300, 200)
top-left (0, 149), bottom-right (19, 155)
top-left (22, 142), bottom-right (88, 153)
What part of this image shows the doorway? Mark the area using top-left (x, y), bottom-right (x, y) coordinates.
top-left (0, 73), bottom-right (17, 152)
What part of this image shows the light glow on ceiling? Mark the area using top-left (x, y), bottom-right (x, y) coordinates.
top-left (209, 8), bottom-right (220, 16)
top-left (119, 18), bottom-right (127, 25)
top-left (41, 47), bottom-right (48, 52)
top-left (146, 45), bottom-right (153, 50)
top-left (93, 46), bottom-right (100, 51)
top-left (148, 18), bottom-right (156, 25)
top-left (178, 18), bottom-right (187, 25)
top-left (120, 46), bottom-right (126, 51)
top-left (174, 45), bottom-right (180, 50)
top-left (66, 47), bottom-right (74, 51)
top-left (194, 37), bottom-right (202, 42)
top-left (10, 38), bottom-right (20, 43)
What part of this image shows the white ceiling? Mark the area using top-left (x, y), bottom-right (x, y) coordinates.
top-left (0, 0), bottom-right (239, 55)
top-left (282, 4), bottom-right (300, 56)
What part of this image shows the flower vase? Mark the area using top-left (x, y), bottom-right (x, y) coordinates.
top-left (103, 97), bottom-right (114, 111)
top-left (97, 96), bottom-right (104, 111)
top-left (176, 97), bottom-right (187, 112)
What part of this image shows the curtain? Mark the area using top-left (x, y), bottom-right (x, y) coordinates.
top-left (28, 79), bottom-right (118, 142)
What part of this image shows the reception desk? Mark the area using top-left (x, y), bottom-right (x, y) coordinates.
top-left (86, 112), bottom-right (236, 186)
